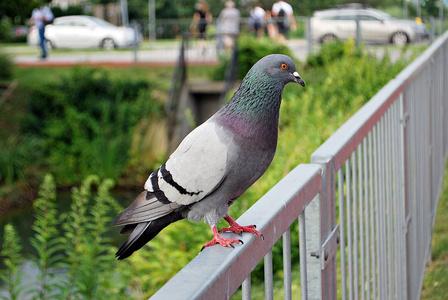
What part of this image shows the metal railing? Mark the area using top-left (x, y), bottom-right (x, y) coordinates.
top-left (151, 31), bottom-right (448, 300)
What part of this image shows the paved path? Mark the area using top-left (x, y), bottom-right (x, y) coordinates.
top-left (11, 39), bottom-right (421, 67)
top-left (12, 39), bottom-right (309, 67)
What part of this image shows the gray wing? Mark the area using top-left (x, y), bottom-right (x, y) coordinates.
top-left (144, 121), bottom-right (229, 205)
top-left (114, 191), bottom-right (180, 226)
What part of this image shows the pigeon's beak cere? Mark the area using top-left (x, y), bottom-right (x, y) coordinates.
top-left (292, 71), bottom-right (305, 87)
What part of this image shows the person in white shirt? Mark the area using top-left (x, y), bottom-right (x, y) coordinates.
top-left (30, 5), bottom-right (53, 59)
top-left (271, 1), bottom-right (296, 41)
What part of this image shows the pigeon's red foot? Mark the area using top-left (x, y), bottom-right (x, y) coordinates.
top-left (201, 225), bottom-right (243, 250)
top-left (221, 215), bottom-right (264, 239)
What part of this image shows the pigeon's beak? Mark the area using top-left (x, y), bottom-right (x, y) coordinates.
top-left (292, 71), bottom-right (305, 87)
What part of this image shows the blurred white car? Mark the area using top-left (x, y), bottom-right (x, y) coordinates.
top-left (311, 7), bottom-right (428, 45)
top-left (28, 15), bottom-right (140, 49)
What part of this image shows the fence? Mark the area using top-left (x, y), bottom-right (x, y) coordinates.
top-left (151, 31), bottom-right (448, 300)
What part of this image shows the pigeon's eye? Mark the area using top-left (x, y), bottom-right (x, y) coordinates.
top-left (280, 63), bottom-right (288, 70)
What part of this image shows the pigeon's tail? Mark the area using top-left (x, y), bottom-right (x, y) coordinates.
top-left (114, 191), bottom-right (183, 260)
top-left (116, 211), bottom-right (183, 260)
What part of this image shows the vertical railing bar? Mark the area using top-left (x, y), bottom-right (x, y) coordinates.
top-left (373, 124), bottom-right (381, 300)
top-left (384, 112), bottom-right (391, 300)
top-left (346, 159), bottom-right (354, 300)
top-left (264, 251), bottom-right (273, 300)
top-left (242, 274), bottom-right (252, 300)
top-left (368, 130), bottom-right (377, 300)
top-left (283, 229), bottom-right (292, 300)
top-left (363, 137), bottom-right (370, 300)
top-left (352, 150), bottom-right (359, 300)
top-left (383, 110), bottom-right (392, 299)
top-left (398, 98), bottom-right (406, 300)
top-left (399, 93), bottom-right (408, 300)
top-left (391, 103), bottom-right (399, 300)
top-left (358, 141), bottom-right (366, 300)
top-left (412, 83), bottom-right (417, 297)
top-left (393, 98), bottom-right (403, 299)
top-left (378, 117), bottom-right (386, 300)
top-left (338, 169), bottom-right (347, 300)
top-left (299, 213), bottom-right (308, 300)
top-left (391, 102), bottom-right (399, 300)
top-left (386, 108), bottom-right (393, 300)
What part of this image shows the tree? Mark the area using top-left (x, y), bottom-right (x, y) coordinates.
top-left (0, 0), bottom-right (49, 25)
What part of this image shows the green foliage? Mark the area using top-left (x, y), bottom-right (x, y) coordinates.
top-left (51, 5), bottom-right (86, 18)
top-left (0, 224), bottom-right (23, 300)
top-left (0, 17), bottom-right (13, 42)
top-left (0, 137), bottom-right (44, 185)
top-left (0, 51), bottom-right (13, 82)
top-left (1, 175), bottom-right (134, 299)
top-left (214, 35), bottom-right (292, 81)
top-left (306, 40), bottom-right (351, 68)
top-left (0, 0), bottom-right (46, 25)
top-left (21, 68), bottom-right (163, 185)
top-left (30, 174), bottom-right (64, 299)
top-left (135, 40), bottom-right (414, 295)
top-left (421, 163), bottom-right (448, 299)
top-left (62, 175), bottom-right (130, 299)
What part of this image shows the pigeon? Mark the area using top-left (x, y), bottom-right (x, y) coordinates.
top-left (114, 54), bottom-right (305, 259)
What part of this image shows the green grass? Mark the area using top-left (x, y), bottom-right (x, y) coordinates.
top-left (421, 163), bottom-right (448, 300)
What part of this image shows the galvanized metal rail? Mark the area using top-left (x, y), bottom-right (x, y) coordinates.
top-left (151, 32), bottom-right (448, 300)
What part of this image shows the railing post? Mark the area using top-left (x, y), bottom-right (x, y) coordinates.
top-left (305, 158), bottom-right (337, 299)
top-left (306, 17), bottom-right (313, 55)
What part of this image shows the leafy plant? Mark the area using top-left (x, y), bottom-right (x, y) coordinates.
top-left (0, 51), bottom-right (13, 82)
top-left (62, 175), bottom-right (130, 299)
top-left (20, 68), bottom-right (163, 185)
top-left (0, 224), bottom-right (23, 300)
top-left (214, 35), bottom-right (293, 81)
top-left (133, 40), bottom-right (416, 295)
top-left (30, 174), bottom-right (65, 299)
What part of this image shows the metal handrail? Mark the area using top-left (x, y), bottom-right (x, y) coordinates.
top-left (151, 164), bottom-right (321, 300)
top-left (151, 31), bottom-right (448, 300)
top-left (312, 31), bottom-right (448, 168)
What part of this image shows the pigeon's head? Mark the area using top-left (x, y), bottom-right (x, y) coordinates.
top-left (251, 54), bottom-right (305, 87)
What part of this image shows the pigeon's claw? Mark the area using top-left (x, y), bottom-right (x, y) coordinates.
top-left (220, 224), bottom-right (263, 238)
top-left (201, 225), bottom-right (243, 250)
top-left (222, 215), bottom-right (264, 239)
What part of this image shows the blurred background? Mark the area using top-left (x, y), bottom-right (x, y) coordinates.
top-left (0, 0), bottom-right (447, 299)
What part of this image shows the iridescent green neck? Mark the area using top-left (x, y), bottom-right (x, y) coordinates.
top-left (221, 71), bottom-right (284, 120)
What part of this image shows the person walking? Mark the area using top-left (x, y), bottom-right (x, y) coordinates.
top-left (248, 3), bottom-right (265, 38)
top-left (30, 5), bottom-right (53, 60)
top-left (191, 0), bottom-right (212, 55)
top-left (216, 1), bottom-right (240, 54)
top-left (271, 0), bottom-right (296, 42)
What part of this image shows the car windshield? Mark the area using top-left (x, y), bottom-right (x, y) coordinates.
top-left (369, 9), bottom-right (392, 20)
top-left (87, 17), bottom-right (115, 28)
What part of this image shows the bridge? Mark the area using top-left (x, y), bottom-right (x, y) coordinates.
top-left (151, 32), bottom-right (448, 300)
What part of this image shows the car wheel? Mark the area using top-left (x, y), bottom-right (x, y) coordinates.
top-left (391, 32), bottom-right (409, 46)
top-left (101, 38), bottom-right (116, 50)
top-left (320, 34), bottom-right (338, 44)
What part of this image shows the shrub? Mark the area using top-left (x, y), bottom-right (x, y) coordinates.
top-left (0, 224), bottom-right (23, 300)
top-left (0, 51), bottom-right (13, 81)
top-left (306, 40), bottom-right (361, 68)
top-left (0, 17), bottom-right (13, 42)
top-left (1, 175), bottom-right (133, 299)
top-left (135, 40), bottom-right (414, 295)
top-left (214, 35), bottom-right (293, 80)
top-left (21, 68), bottom-right (163, 185)
top-left (30, 174), bottom-right (64, 299)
